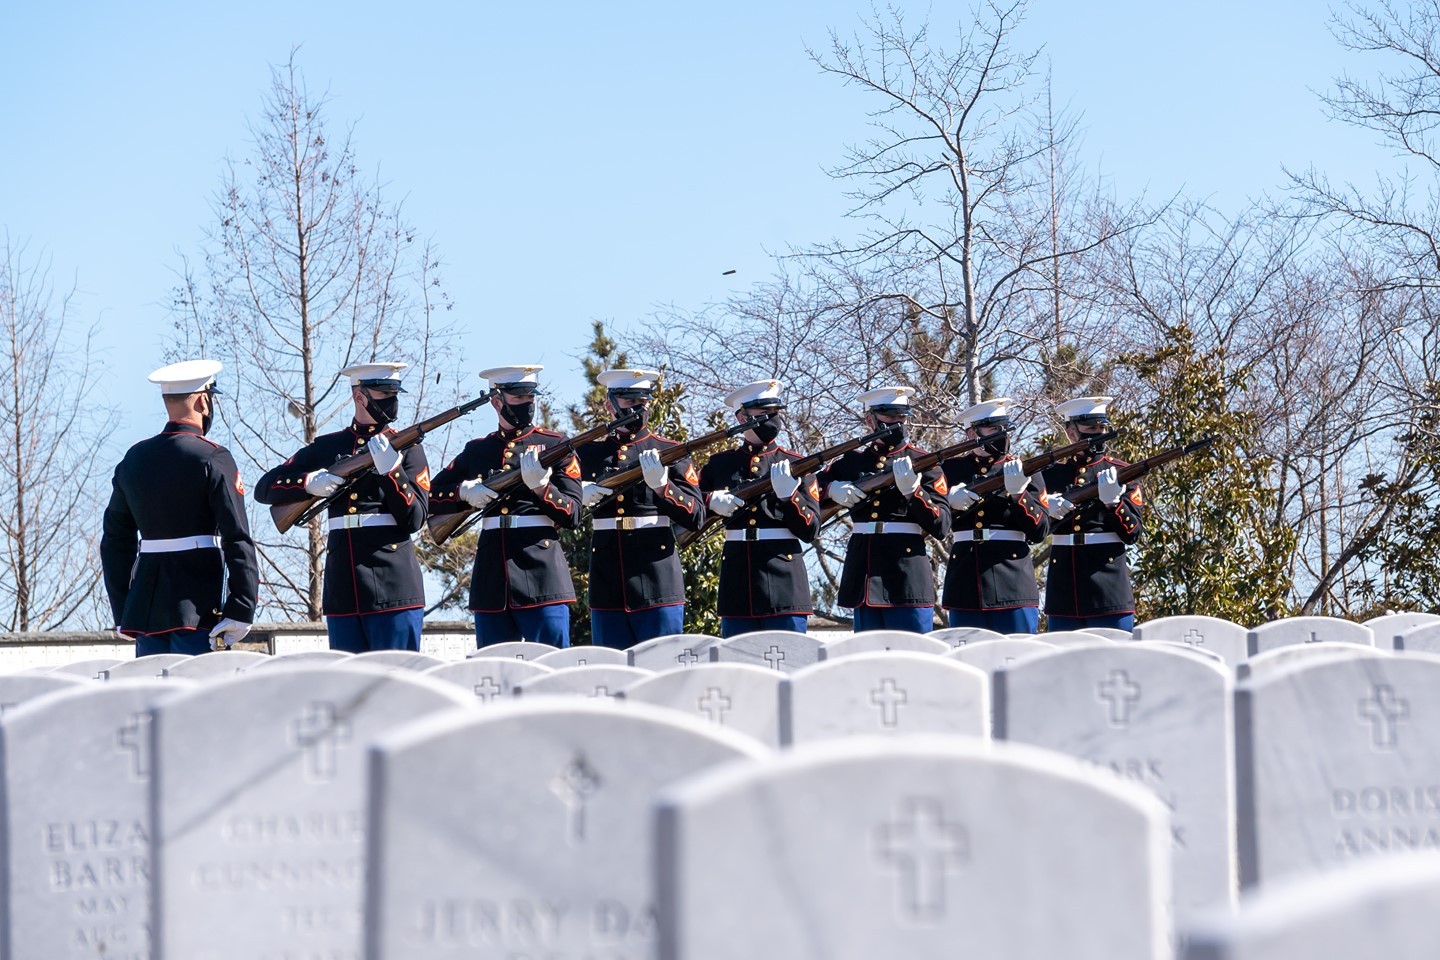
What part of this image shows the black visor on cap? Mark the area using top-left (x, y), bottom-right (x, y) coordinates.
top-left (869, 404), bottom-right (911, 417)
top-left (971, 415), bottom-right (1010, 429)
top-left (742, 399), bottom-right (785, 412)
top-left (359, 378), bottom-right (407, 393)
top-left (608, 387), bottom-right (653, 400)
top-left (495, 382), bottom-right (539, 395)
top-left (1070, 413), bottom-right (1109, 425)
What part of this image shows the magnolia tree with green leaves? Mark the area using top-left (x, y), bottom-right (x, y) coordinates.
top-left (1114, 324), bottom-right (1295, 624)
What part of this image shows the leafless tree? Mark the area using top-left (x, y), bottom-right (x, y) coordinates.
top-left (0, 234), bottom-right (117, 630)
top-left (173, 52), bottom-right (462, 621)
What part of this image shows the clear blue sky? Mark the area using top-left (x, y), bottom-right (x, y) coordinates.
top-left (2, 0), bottom-right (1382, 455)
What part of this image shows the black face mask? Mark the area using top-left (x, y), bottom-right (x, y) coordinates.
top-left (879, 420), bottom-right (907, 446)
top-left (615, 401), bottom-right (649, 435)
top-left (201, 393), bottom-right (215, 436)
top-left (749, 416), bottom-right (782, 445)
top-left (365, 393), bottom-right (400, 426)
top-left (502, 399), bottom-right (535, 430)
top-left (981, 432), bottom-right (1008, 458)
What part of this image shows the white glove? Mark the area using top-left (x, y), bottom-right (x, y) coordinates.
top-left (459, 479), bottom-right (498, 509)
top-left (708, 489), bottom-right (743, 517)
top-left (520, 447), bottom-right (552, 492)
top-left (947, 484), bottom-right (981, 510)
top-left (1046, 495), bottom-right (1075, 521)
top-left (1003, 458), bottom-right (1029, 497)
top-left (367, 434), bottom-right (403, 475)
top-left (892, 456), bottom-right (921, 497)
top-left (208, 618), bottom-right (251, 650)
top-left (827, 480), bottom-right (865, 507)
top-left (304, 469), bottom-right (344, 497)
top-left (582, 481), bottom-right (615, 507)
top-left (1097, 467), bottom-right (1123, 505)
top-left (770, 460), bottom-right (801, 499)
top-left (640, 448), bottom-right (669, 491)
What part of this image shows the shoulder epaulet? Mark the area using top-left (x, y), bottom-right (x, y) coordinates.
top-left (650, 433), bottom-right (679, 445)
top-left (777, 446), bottom-right (802, 457)
top-left (533, 428), bottom-right (563, 437)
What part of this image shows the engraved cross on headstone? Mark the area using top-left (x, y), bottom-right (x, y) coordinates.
top-left (116, 713), bottom-right (152, 781)
top-left (677, 648), bottom-right (700, 666)
top-left (289, 702), bottom-right (352, 782)
top-left (1358, 684), bottom-right (1410, 751)
top-left (473, 677), bottom-right (503, 703)
top-left (697, 687), bottom-right (731, 724)
top-left (551, 755), bottom-right (602, 844)
top-left (1305, 631), bottom-right (1321, 644)
top-left (1182, 629), bottom-right (1205, 647)
top-left (870, 678), bottom-right (909, 727)
top-left (1097, 670), bottom-right (1142, 727)
top-left (875, 797), bottom-right (969, 922)
top-left (763, 645), bottom-right (785, 670)
top-left (590, 685), bottom-right (611, 698)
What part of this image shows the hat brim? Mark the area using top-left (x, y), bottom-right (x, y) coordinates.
top-left (358, 378), bottom-right (407, 393)
top-left (868, 404), bottom-right (912, 416)
top-left (607, 387), bottom-right (654, 399)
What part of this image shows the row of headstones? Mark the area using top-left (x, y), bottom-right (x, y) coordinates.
top-left (5, 639), bottom-right (1440, 956)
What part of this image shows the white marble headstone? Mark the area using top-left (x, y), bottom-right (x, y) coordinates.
top-left (946, 638), bottom-right (1056, 674)
top-left (1236, 642), bottom-right (1388, 682)
top-left (103, 654), bottom-right (190, 680)
top-left (347, 650), bottom-right (447, 672)
top-left (620, 663), bottom-right (782, 746)
top-left (1246, 617), bottom-right (1373, 657)
top-left (782, 652), bottom-right (988, 745)
top-left (655, 736), bottom-right (1170, 960)
top-left (1236, 655), bottom-right (1440, 890)
top-left (514, 664), bottom-right (653, 698)
top-left (1133, 615), bottom-right (1248, 666)
top-left (249, 650), bottom-right (353, 669)
top-left (469, 640), bottom-right (558, 661)
top-left (627, 633), bottom-right (724, 671)
top-left (925, 626), bottom-right (1007, 647)
top-left (0, 680), bottom-right (190, 959)
top-left (162, 650), bottom-right (267, 680)
top-left (0, 673), bottom-right (88, 716)
top-left (710, 630), bottom-right (825, 673)
top-left (365, 699), bottom-right (767, 959)
top-left (534, 645), bottom-right (628, 668)
top-left (150, 664), bottom-right (475, 959)
top-left (1365, 613), bottom-right (1440, 651)
top-left (818, 631), bottom-right (949, 659)
top-left (1183, 852), bottom-right (1440, 959)
top-left (995, 644), bottom-right (1236, 920)
top-left (422, 657), bottom-right (553, 703)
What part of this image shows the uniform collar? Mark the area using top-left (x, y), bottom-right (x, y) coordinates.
top-left (744, 440), bottom-right (777, 456)
top-left (617, 427), bottom-right (651, 444)
top-left (500, 425), bottom-right (535, 441)
top-left (350, 420), bottom-right (386, 438)
top-left (163, 420), bottom-right (205, 437)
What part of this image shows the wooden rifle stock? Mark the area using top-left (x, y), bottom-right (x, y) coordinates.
top-left (425, 408), bottom-right (643, 545)
top-left (594, 413), bottom-right (775, 492)
top-left (819, 430), bottom-right (1002, 525)
top-left (269, 395), bottom-right (489, 534)
top-left (676, 423), bottom-right (900, 550)
top-left (1064, 435), bottom-right (1217, 505)
top-left (963, 430), bottom-right (1121, 497)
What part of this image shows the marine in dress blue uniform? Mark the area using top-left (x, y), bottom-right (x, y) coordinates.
top-left (818, 386), bottom-right (952, 634)
top-left (940, 398), bottom-right (1049, 634)
top-left (1040, 396), bottom-right (1144, 633)
top-left (254, 362), bottom-right (430, 652)
top-left (698, 380), bottom-right (820, 638)
top-left (578, 369), bottom-right (705, 650)
top-left (429, 364), bottom-right (582, 648)
top-left (101, 360), bottom-right (258, 656)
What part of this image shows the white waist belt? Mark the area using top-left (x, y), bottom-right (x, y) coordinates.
top-left (593, 516), bottom-right (671, 531)
top-left (724, 528), bottom-right (799, 543)
top-left (327, 514), bottom-right (398, 531)
top-left (952, 529), bottom-right (1026, 543)
top-left (480, 515), bottom-right (555, 531)
top-left (1052, 532), bottom-right (1123, 546)
top-left (850, 521), bottom-right (923, 536)
top-left (140, 535), bottom-right (222, 553)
